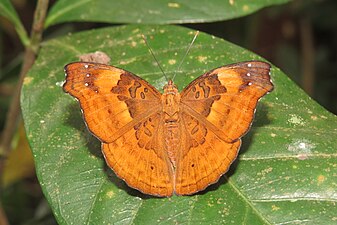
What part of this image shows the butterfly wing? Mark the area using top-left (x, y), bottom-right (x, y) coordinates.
top-left (63, 62), bottom-right (174, 196)
top-left (175, 61), bottom-right (273, 195)
top-left (102, 112), bottom-right (174, 197)
top-left (175, 112), bottom-right (241, 195)
top-left (64, 62), bottom-right (162, 142)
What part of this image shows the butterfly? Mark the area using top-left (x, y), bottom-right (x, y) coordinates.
top-left (63, 60), bottom-right (273, 197)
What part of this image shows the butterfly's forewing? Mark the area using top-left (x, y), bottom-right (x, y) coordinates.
top-left (63, 62), bottom-right (174, 196)
top-left (64, 63), bottom-right (159, 142)
top-left (181, 61), bottom-right (273, 142)
top-left (175, 61), bottom-right (273, 195)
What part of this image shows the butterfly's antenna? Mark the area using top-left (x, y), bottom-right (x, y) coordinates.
top-left (172, 31), bottom-right (199, 81)
top-left (141, 34), bottom-right (168, 81)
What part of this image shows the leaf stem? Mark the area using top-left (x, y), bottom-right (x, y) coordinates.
top-left (0, 1), bottom-right (30, 46)
top-left (14, 18), bottom-right (30, 47)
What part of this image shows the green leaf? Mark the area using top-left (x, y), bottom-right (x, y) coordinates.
top-left (21, 25), bottom-right (337, 224)
top-left (0, 0), bottom-right (29, 46)
top-left (45, 0), bottom-right (290, 27)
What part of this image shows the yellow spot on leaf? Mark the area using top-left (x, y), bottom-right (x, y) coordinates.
top-left (242, 5), bottom-right (249, 11)
top-left (168, 59), bottom-right (176, 65)
top-left (311, 115), bottom-right (318, 120)
top-left (317, 175), bottom-right (325, 185)
top-left (106, 190), bottom-right (114, 198)
top-left (272, 205), bottom-right (280, 211)
top-left (168, 2), bottom-right (180, 8)
top-left (23, 77), bottom-right (33, 85)
top-left (198, 56), bottom-right (207, 63)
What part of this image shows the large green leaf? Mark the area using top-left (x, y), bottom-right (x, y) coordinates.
top-left (0, 0), bottom-right (29, 46)
top-left (21, 25), bottom-right (337, 224)
top-left (46, 0), bottom-right (290, 27)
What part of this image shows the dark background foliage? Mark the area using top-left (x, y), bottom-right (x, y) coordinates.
top-left (0, 0), bottom-right (336, 224)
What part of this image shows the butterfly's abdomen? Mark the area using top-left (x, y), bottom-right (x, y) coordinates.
top-left (164, 122), bottom-right (180, 168)
top-left (162, 83), bottom-right (181, 168)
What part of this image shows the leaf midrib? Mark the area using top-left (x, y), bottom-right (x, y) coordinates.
top-left (226, 176), bottom-right (273, 224)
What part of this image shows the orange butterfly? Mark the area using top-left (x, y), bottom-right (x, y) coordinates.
top-left (63, 60), bottom-right (273, 197)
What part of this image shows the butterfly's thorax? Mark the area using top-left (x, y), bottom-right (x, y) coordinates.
top-left (162, 80), bottom-right (181, 167)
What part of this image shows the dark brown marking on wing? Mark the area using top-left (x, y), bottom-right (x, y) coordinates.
top-left (198, 80), bottom-right (210, 98)
top-left (129, 80), bottom-right (142, 98)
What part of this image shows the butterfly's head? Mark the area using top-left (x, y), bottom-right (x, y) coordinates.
top-left (163, 80), bottom-right (179, 95)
